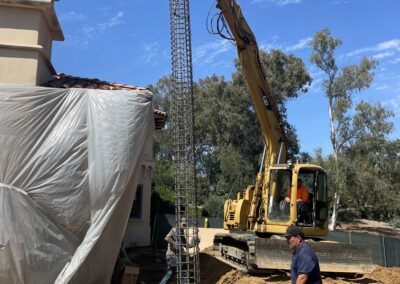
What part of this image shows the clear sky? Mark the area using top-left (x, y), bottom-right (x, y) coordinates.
top-left (52, 0), bottom-right (400, 156)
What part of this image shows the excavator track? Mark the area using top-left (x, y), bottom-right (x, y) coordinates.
top-left (214, 249), bottom-right (249, 273)
top-left (213, 232), bottom-right (259, 273)
top-left (214, 232), bottom-right (374, 274)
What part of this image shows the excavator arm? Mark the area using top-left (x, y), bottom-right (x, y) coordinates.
top-left (216, 0), bottom-right (287, 167)
top-left (216, 0), bottom-right (287, 227)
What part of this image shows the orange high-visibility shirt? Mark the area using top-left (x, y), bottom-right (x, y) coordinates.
top-left (288, 186), bottom-right (310, 203)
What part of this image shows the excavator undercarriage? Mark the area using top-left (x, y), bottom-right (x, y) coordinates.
top-left (213, 232), bottom-right (374, 274)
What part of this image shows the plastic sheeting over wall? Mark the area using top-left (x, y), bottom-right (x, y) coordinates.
top-left (0, 84), bottom-right (155, 284)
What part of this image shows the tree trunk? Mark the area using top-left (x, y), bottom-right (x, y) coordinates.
top-left (328, 96), bottom-right (337, 161)
top-left (329, 192), bottom-right (340, 231)
top-left (328, 92), bottom-right (340, 231)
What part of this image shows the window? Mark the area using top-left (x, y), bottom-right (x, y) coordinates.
top-left (267, 169), bottom-right (292, 222)
top-left (316, 172), bottom-right (328, 202)
top-left (130, 184), bottom-right (143, 219)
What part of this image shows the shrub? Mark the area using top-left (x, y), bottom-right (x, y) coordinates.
top-left (389, 216), bottom-right (400, 228)
top-left (203, 195), bottom-right (225, 218)
top-left (337, 208), bottom-right (360, 222)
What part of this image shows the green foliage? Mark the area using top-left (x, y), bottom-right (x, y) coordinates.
top-left (154, 185), bottom-right (175, 205)
top-left (232, 49), bottom-right (312, 157)
top-left (307, 29), bottom-right (400, 223)
top-left (310, 29), bottom-right (378, 158)
top-left (194, 49), bottom-right (312, 197)
top-left (308, 132), bottom-right (400, 221)
top-left (353, 102), bottom-right (394, 139)
top-left (152, 160), bottom-right (175, 213)
top-left (149, 29), bottom-right (400, 225)
top-left (389, 216), bottom-right (400, 229)
top-left (337, 209), bottom-right (360, 222)
top-left (257, 49), bottom-right (312, 103)
top-left (154, 160), bottom-right (174, 191)
top-left (215, 145), bottom-right (255, 195)
top-left (342, 138), bottom-right (400, 220)
top-left (149, 76), bottom-right (174, 161)
top-left (202, 195), bottom-right (225, 218)
top-left (151, 49), bottom-right (312, 206)
top-left (151, 188), bottom-right (175, 214)
top-left (310, 29), bottom-right (342, 75)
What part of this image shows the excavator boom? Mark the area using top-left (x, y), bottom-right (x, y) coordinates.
top-left (216, 0), bottom-right (287, 167)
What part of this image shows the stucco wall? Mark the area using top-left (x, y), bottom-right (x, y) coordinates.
top-left (36, 53), bottom-right (53, 84)
top-left (0, 6), bottom-right (40, 45)
top-left (0, 5), bottom-right (54, 85)
top-left (38, 9), bottom-right (52, 58)
top-left (0, 48), bottom-right (38, 85)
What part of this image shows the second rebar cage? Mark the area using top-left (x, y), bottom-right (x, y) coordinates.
top-left (169, 0), bottom-right (200, 283)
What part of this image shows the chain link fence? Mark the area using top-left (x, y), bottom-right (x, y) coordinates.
top-left (327, 230), bottom-right (400, 267)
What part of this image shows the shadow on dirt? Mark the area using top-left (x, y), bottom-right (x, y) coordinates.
top-left (200, 252), bottom-right (232, 283)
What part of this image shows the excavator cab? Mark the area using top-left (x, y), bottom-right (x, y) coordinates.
top-left (266, 165), bottom-right (329, 230)
top-left (224, 163), bottom-right (329, 237)
top-left (244, 163), bottom-right (330, 237)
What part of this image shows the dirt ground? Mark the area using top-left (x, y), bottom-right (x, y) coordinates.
top-left (134, 219), bottom-right (400, 283)
top-left (200, 247), bottom-right (400, 284)
top-left (134, 247), bottom-right (400, 283)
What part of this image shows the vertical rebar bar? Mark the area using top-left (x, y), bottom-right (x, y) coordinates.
top-left (169, 0), bottom-right (199, 283)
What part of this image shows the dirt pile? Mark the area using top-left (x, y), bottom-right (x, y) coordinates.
top-left (200, 247), bottom-right (290, 284)
top-left (135, 218), bottom-right (400, 284)
top-left (337, 219), bottom-right (400, 238)
top-left (133, 246), bottom-right (400, 283)
top-left (366, 265), bottom-right (400, 284)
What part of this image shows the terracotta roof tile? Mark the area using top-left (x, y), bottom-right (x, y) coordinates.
top-left (41, 73), bottom-right (149, 91)
top-left (153, 109), bottom-right (168, 130)
top-left (41, 73), bottom-right (167, 130)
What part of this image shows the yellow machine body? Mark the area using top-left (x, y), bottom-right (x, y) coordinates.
top-left (214, 0), bottom-right (373, 274)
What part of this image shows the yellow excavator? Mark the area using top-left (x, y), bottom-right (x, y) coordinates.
top-left (213, 0), bottom-right (373, 274)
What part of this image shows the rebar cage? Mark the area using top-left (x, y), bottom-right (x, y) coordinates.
top-left (169, 0), bottom-right (200, 283)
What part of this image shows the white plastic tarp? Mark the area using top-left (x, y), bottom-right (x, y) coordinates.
top-left (0, 84), bottom-right (155, 283)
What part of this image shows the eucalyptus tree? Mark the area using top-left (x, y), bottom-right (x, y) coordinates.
top-left (343, 102), bottom-right (398, 220)
top-left (310, 29), bottom-right (378, 159)
top-left (310, 29), bottom-right (378, 229)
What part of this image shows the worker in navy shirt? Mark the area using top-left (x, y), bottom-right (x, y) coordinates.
top-left (284, 225), bottom-right (322, 284)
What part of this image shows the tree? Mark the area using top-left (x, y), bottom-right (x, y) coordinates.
top-left (341, 103), bottom-right (398, 220)
top-left (309, 103), bottom-right (400, 222)
top-left (202, 195), bottom-right (225, 218)
top-left (233, 49), bottom-right (312, 158)
top-left (310, 29), bottom-right (377, 159)
top-left (151, 160), bottom-right (176, 214)
top-left (194, 49), bottom-right (312, 197)
top-left (195, 75), bottom-right (261, 196)
top-left (151, 49), bottom-right (313, 210)
top-left (148, 76), bottom-right (174, 161)
top-left (310, 28), bottom-right (383, 228)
